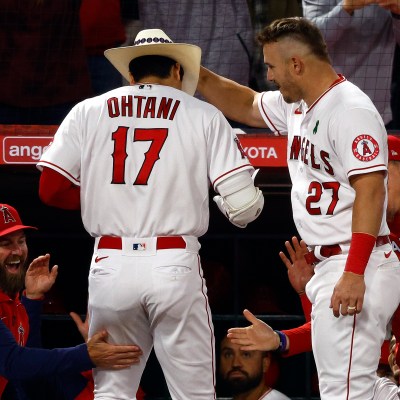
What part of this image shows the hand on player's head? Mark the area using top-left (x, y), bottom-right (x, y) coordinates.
top-left (279, 236), bottom-right (314, 294)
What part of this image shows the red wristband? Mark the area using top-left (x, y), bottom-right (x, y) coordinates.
top-left (344, 232), bottom-right (376, 275)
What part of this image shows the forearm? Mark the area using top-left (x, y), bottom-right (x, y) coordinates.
top-left (197, 66), bottom-right (264, 127)
top-left (0, 322), bottom-right (94, 379)
top-left (21, 296), bottom-right (43, 347)
top-left (351, 172), bottom-right (385, 236)
top-left (302, 0), bottom-right (351, 44)
top-left (281, 321), bottom-right (313, 357)
top-left (345, 172), bottom-right (386, 274)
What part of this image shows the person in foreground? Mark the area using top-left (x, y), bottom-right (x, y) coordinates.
top-left (0, 203), bottom-right (142, 399)
top-left (197, 16), bottom-right (400, 400)
top-left (219, 335), bottom-right (290, 400)
top-left (37, 28), bottom-right (263, 399)
top-left (226, 135), bottom-right (400, 398)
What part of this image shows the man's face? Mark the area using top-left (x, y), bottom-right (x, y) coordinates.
top-left (0, 230), bottom-right (28, 297)
top-left (219, 337), bottom-right (267, 395)
top-left (263, 41), bottom-right (303, 104)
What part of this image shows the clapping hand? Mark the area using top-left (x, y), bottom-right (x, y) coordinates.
top-left (25, 254), bottom-right (58, 299)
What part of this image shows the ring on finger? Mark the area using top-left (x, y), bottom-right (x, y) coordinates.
top-left (347, 306), bottom-right (356, 310)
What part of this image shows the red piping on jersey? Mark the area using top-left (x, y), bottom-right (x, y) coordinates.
top-left (346, 314), bottom-right (357, 400)
top-left (38, 161), bottom-right (80, 185)
top-left (347, 164), bottom-right (386, 176)
top-left (259, 92), bottom-right (282, 135)
top-left (212, 164), bottom-right (253, 189)
top-left (306, 74), bottom-right (346, 114)
top-left (197, 254), bottom-right (216, 398)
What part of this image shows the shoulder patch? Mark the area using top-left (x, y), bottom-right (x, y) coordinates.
top-left (352, 134), bottom-right (379, 162)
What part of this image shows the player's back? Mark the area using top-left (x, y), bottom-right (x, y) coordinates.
top-left (73, 84), bottom-right (246, 238)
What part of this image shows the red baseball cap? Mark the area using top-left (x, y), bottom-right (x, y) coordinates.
top-left (0, 204), bottom-right (37, 238)
top-left (388, 135), bottom-right (400, 162)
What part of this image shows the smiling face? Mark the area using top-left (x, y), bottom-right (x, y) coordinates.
top-left (219, 336), bottom-right (269, 395)
top-left (0, 230), bottom-right (28, 297)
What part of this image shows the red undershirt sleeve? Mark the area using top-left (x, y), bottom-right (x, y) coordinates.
top-left (39, 167), bottom-right (80, 210)
top-left (281, 321), bottom-right (312, 357)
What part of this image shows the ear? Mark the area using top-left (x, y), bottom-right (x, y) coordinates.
top-left (262, 352), bottom-right (271, 373)
top-left (128, 72), bottom-right (135, 85)
top-left (290, 55), bottom-right (304, 76)
top-left (172, 63), bottom-right (182, 80)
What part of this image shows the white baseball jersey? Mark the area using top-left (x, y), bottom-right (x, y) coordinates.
top-left (38, 83), bottom-right (254, 400)
top-left (261, 388), bottom-right (291, 399)
top-left (372, 377), bottom-right (399, 399)
top-left (257, 75), bottom-right (400, 400)
top-left (38, 83), bottom-right (253, 238)
top-left (257, 75), bottom-right (389, 246)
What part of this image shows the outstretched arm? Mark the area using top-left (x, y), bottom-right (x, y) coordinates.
top-left (227, 309), bottom-right (282, 351)
top-left (0, 320), bottom-right (142, 379)
top-left (197, 66), bottom-right (266, 127)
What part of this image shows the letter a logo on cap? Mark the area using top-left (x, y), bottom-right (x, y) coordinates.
top-left (1, 206), bottom-right (16, 224)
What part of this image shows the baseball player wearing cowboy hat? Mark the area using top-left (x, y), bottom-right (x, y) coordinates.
top-left (37, 28), bottom-right (264, 399)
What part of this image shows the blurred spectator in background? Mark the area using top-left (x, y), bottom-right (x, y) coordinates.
top-left (391, 45), bottom-right (400, 130)
top-left (219, 335), bottom-right (290, 399)
top-left (80, 0), bottom-right (142, 95)
top-left (79, 0), bottom-right (126, 95)
top-left (302, 0), bottom-right (400, 129)
top-left (247, 0), bottom-right (303, 91)
top-left (137, 0), bottom-right (254, 90)
top-left (0, 0), bottom-right (92, 125)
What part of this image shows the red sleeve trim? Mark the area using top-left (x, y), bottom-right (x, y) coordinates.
top-left (347, 164), bottom-right (386, 176)
top-left (259, 92), bottom-right (282, 135)
top-left (38, 161), bottom-right (80, 185)
top-left (212, 164), bottom-right (253, 189)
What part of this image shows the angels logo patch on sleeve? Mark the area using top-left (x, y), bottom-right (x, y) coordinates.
top-left (352, 134), bottom-right (379, 162)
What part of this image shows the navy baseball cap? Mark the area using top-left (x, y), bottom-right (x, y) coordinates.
top-left (0, 204), bottom-right (37, 237)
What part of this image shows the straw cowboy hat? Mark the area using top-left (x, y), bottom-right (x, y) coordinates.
top-left (104, 29), bottom-right (202, 96)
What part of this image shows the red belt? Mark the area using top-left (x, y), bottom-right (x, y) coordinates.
top-left (304, 235), bottom-right (391, 265)
top-left (97, 236), bottom-right (186, 250)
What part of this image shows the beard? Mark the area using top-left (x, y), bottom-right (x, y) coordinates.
top-left (224, 369), bottom-right (264, 396)
top-left (0, 259), bottom-right (27, 297)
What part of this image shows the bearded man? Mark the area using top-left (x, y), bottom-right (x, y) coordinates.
top-left (219, 335), bottom-right (290, 400)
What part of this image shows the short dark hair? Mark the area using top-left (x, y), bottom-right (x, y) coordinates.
top-left (257, 17), bottom-right (330, 63)
top-left (129, 55), bottom-right (184, 82)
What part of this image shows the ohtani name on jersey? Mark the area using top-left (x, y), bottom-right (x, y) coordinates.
top-left (107, 96), bottom-right (181, 120)
top-left (290, 135), bottom-right (334, 175)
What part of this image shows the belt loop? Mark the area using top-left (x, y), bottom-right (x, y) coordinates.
top-left (313, 246), bottom-right (328, 262)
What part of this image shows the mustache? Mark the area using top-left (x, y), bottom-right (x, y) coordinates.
top-left (227, 367), bottom-right (249, 378)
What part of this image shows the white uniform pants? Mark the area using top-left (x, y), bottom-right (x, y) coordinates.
top-left (306, 244), bottom-right (400, 400)
top-left (87, 236), bottom-right (216, 400)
